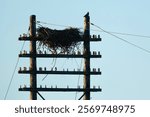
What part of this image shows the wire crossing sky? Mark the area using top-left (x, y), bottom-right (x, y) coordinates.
top-left (1, 0), bottom-right (150, 100)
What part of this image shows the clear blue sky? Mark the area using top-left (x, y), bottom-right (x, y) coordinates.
top-left (1, 0), bottom-right (150, 100)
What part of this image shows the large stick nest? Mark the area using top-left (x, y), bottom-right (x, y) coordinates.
top-left (37, 27), bottom-right (82, 54)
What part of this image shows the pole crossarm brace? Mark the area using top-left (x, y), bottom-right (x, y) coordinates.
top-left (19, 87), bottom-right (102, 92)
top-left (78, 93), bottom-right (86, 100)
top-left (37, 91), bottom-right (45, 100)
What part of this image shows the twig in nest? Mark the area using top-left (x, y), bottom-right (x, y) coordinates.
top-left (37, 27), bottom-right (82, 54)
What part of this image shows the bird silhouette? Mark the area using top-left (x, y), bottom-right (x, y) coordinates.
top-left (84, 12), bottom-right (89, 17)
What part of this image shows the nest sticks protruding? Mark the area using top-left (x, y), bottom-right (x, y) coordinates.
top-left (37, 27), bottom-right (82, 54)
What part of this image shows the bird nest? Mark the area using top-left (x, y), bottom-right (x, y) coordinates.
top-left (37, 27), bottom-right (82, 54)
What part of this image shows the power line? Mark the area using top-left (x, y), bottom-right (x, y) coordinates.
top-left (37, 21), bottom-right (73, 28)
top-left (4, 26), bottom-right (30, 99)
top-left (91, 23), bottom-right (150, 54)
top-left (42, 58), bottom-right (57, 81)
top-left (91, 29), bottom-right (150, 38)
top-left (75, 59), bottom-right (83, 100)
top-left (37, 20), bottom-right (150, 39)
top-left (4, 41), bottom-right (25, 100)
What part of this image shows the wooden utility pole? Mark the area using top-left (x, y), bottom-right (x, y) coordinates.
top-left (29, 15), bottom-right (37, 100)
top-left (83, 12), bottom-right (90, 100)
top-left (18, 13), bottom-right (102, 100)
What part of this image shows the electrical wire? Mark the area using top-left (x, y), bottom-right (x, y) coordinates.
top-left (37, 20), bottom-right (150, 39)
top-left (91, 23), bottom-right (150, 54)
top-left (90, 29), bottom-right (150, 38)
top-left (75, 58), bottom-right (83, 100)
top-left (4, 41), bottom-right (25, 100)
top-left (37, 21), bottom-right (73, 28)
top-left (42, 58), bottom-right (57, 81)
top-left (4, 26), bottom-right (30, 99)
top-left (37, 20), bottom-right (150, 54)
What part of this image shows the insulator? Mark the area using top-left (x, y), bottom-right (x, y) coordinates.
top-left (39, 67), bottom-right (42, 71)
top-left (93, 86), bottom-right (96, 89)
top-left (98, 51), bottom-right (100, 55)
top-left (40, 85), bottom-right (42, 88)
top-left (77, 86), bottom-right (80, 89)
top-left (51, 86), bottom-right (53, 88)
top-left (93, 68), bottom-right (96, 72)
top-left (93, 51), bottom-right (97, 55)
top-left (55, 85), bottom-right (57, 88)
top-left (67, 85), bottom-right (69, 88)
top-left (98, 86), bottom-right (100, 89)
top-left (98, 68), bottom-right (100, 72)
top-left (20, 85), bottom-right (21, 88)
top-left (20, 34), bottom-right (22, 37)
top-left (24, 85), bottom-right (26, 88)
top-left (63, 69), bottom-right (65, 71)
top-left (73, 69), bottom-right (75, 71)
top-left (51, 68), bottom-right (53, 71)
top-left (23, 33), bottom-right (27, 37)
top-left (44, 51), bottom-right (46, 54)
top-left (92, 35), bottom-right (95, 38)
top-left (45, 85), bottom-right (47, 88)
top-left (23, 67), bottom-right (27, 71)
top-left (67, 69), bottom-right (68, 71)
top-left (20, 51), bottom-right (22, 54)
top-left (98, 35), bottom-right (100, 38)
top-left (44, 67), bottom-right (46, 71)
top-left (23, 50), bottom-right (26, 54)
top-left (55, 67), bottom-right (57, 71)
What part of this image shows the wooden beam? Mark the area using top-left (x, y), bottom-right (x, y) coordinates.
top-left (83, 12), bottom-right (90, 100)
top-left (19, 54), bottom-right (102, 58)
top-left (19, 87), bottom-right (102, 92)
top-left (18, 36), bottom-right (101, 41)
top-left (29, 15), bottom-right (37, 100)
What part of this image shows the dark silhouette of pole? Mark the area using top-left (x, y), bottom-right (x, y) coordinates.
top-left (18, 14), bottom-right (102, 100)
top-left (83, 12), bottom-right (90, 100)
top-left (29, 15), bottom-right (37, 100)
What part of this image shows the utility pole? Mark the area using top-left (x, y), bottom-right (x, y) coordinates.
top-left (18, 13), bottom-right (102, 100)
top-left (29, 15), bottom-right (37, 100)
top-left (83, 12), bottom-right (90, 100)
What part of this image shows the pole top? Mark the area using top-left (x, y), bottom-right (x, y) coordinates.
top-left (30, 15), bottom-right (36, 20)
top-left (30, 15), bottom-right (36, 17)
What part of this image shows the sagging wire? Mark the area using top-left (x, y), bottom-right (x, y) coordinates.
top-left (75, 58), bottom-right (83, 100)
top-left (4, 27), bottom-right (30, 99)
top-left (37, 20), bottom-right (150, 39)
top-left (42, 58), bottom-right (57, 81)
top-left (91, 23), bottom-right (150, 54)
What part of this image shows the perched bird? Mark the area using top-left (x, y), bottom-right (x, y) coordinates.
top-left (84, 12), bottom-right (89, 17)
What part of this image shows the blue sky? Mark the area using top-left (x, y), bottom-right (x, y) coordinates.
top-left (1, 0), bottom-right (150, 100)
